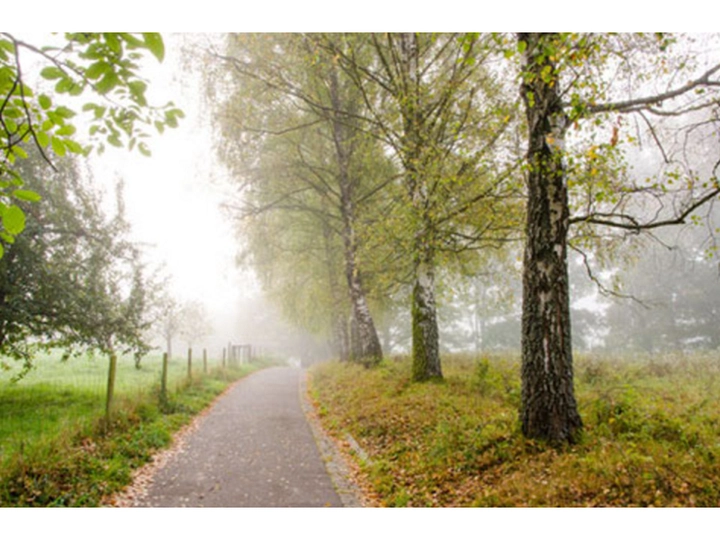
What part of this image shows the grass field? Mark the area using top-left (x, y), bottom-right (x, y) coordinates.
top-left (0, 349), bottom-right (266, 506)
top-left (1, 352), bottom-right (181, 454)
top-left (308, 351), bottom-right (720, 507)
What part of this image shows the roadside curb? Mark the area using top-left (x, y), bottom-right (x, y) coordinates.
top-left (299, 369), bottom-right (368, 508)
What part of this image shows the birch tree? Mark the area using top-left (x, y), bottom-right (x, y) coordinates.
top-left (516, 32), bottom-right (720, 442)
top-left (320, 33), bottom-right (523, 381)
top-left (212, 34), bottom-right (390, 366)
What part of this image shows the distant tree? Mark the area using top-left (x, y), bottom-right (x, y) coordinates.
top-left (213, 33), bottom-right (391, 366)
top-left (154, 297), bottom-right (213, 358)
top-left (156, 296), bottom-right (183, 361)
top-left (436, 254), bottom-right (522, 354)
top-left (179, 300), bottom-right (212, 351)
top-left (604, 221), bottom-right (720, 352)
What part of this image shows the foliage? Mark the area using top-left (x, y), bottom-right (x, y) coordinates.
top-left (153, 297), bottom-right (214, 359)
top-left (0, 32), bottom-right (182, 252)
top-left (213, 34), bottom-right (394, 362)
top-left (0, 153), bottom-right (160, 376)
top-left (319, 33), bottom-right (525, 380)
top-left (212, 34), bottom-right (527, 376)
top-left (310, 352), bottom-right (720, 506)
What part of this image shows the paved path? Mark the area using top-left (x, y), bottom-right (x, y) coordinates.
top-left (136, 367), bottom-right (345, 507)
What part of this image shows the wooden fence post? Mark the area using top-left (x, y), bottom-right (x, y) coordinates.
top-left (187, 347), bottom-right (193, 381)
top-left (160, 352), bottom-right (169, 406)
top-left (105, 350), bottom-right (118, 428)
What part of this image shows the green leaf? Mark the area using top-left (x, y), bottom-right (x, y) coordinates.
top-left (38, 94), bottom-right (52, 110)
top-left (0, 230), bottom-right (15, 244)
top-left (40, 66), bottom-right (64, 80)
top-left (517, 40), bottom-right (527, 54)
top-left (96, 70), bottom-right (119, 94)
top-left (120, 34), bottom-right (144, 48)
top-left (51, 136), bottom-right (66, 156)
top-left (2, 106), bottom-right (21, 119)
top-left (55, 78), bottom-right (72, 93)
top-left (56, 124), bottom-right (77, 136)
top-left (83, 103), bottom-right (107, 119)
top-left (107, 134), bottom-right (122, 148)
top-left (142, 33), bottom-right (165, 62)
top-left (526, 91), bottom-right (535, 108)
top-left (0, 66), bottom-right (14, 90)
top-left (0, 231), bottom-right (14, 244)
top-left (128, 80), bottom-right (148, 107)
top-left (63, 139), bottom-right (84, 154)
top-left (13, 189), bottom-right (42, 203)
top-left (105, 33), bottom-right (121, 54)
top-left (541, 65), bottom-right (553, 83)
top-left (11, 145), bottom-right (28, 159)
top-left (86, 61), bottom-right (111, 81)
top-left (3, 205), bottom-right (26, 235)
top-left (0, 38), bottom-right (14, 62)
top-left (55, 106), bottom-right (76, 119)
top-left (68, 81), bottom-right (84, 96)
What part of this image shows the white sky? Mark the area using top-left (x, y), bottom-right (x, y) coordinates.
top-left (58, 33), bottom-right (264, 351)
top-left (15, 1), bottom-right (720, 32)
top-left (90, 34), bottom-right (247, 310)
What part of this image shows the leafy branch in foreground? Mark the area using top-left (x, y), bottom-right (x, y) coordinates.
top-left (0, 32), bottom-right (183, 252)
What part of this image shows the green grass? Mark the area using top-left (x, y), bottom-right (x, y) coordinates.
top-left (0, 351), bottom-right (217, 457)
top-left (308, 351), bottom-right (720, 507)
top-left (0, 350), bottom-right (275, 506)
top-left (2, 353), bottom-right (168, 451)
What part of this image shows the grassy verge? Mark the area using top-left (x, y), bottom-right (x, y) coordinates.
top-left (0, 353), bottom-right (276, 506)
top-left (308, 352), bottom-right (720, 507)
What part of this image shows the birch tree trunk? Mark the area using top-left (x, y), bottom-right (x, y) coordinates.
top-left (329, 65), bottom-right (383, 366)
top-left (518, 33), bottom-right (582, 443)
top-left (323, 222), bottom-right (351, 362)
top-left (340, 196), bottom-right (382, 365)
top-left (105, 347), bottom-right (118, 428)
top-left (411, 235), bottom-right (442, 380)
top-left (400, 33), bottom-right (443, 381)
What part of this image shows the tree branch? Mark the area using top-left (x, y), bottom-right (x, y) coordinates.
top-left (585, 63), bottom-right (720, 115)
top-left (570, 188), bottom-right (720, 231)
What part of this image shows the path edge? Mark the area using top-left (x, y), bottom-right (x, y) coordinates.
top-left (298, 368), bottom-right (367, 508)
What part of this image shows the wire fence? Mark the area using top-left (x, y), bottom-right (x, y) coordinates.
top-left (0, 346), bottom-right (254, 461)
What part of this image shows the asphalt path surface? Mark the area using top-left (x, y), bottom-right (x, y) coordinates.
top-left (135, 366), bottom-right (347, 507)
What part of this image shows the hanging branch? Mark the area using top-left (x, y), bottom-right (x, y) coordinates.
top-left (570, 187), bottom-right (720, 231)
